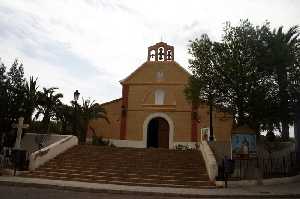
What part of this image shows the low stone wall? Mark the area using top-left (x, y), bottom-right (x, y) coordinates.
top-left (105, 139), bottom-right (145, 148)
top-left (256, 142), bottom-right (295, 158)
top-left (216, 174), bottom-right (300, 187)
top-left (21, 133), bottom-right (69, 153)
top-left (199, 141), bottom-right (218, 182)
top-left (210, 140), bottom-right (296, 180)
top-left (209, 140), bottom-right (295, 162)
top-left (29, 135), bottom-right (78, 171)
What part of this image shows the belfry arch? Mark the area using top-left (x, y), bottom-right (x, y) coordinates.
top-left (147, 42), bottom-right (174, 62)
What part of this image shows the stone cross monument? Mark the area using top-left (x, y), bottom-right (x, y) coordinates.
top-left (12, 117), bottom-right (29, 149)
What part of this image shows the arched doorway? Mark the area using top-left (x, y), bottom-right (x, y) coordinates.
top-left (147, 117), bottom-right (169, 148)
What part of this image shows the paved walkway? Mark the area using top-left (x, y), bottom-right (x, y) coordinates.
top-left (1, 184), bottom-right (299, 199)
top-left (1, 176), bottom-right (300, 198)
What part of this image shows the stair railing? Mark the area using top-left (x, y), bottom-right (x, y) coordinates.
top-left (199, 141), bottom-right (218, 183)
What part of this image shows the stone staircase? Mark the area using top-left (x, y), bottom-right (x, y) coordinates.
top-left (22, 145), bottom-right (214, 188)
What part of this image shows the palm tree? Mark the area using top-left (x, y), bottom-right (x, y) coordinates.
top-left (35, 87), bottom-right (63, 132)
top-left (76, 98), bottom-right (108, 144)
top-left (289, 42), bottom-right (300, 164)
top-left (267, 26), bottom-right (299, 139)
top-left (23, 76), bottom-right (39, 124)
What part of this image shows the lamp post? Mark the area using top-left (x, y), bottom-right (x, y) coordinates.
top-left (208, 95), bottom-right (214, 142)
top-left (73, 90), bottom-right (80, 141)
top-left (74, 90), bottom-right (80, 103)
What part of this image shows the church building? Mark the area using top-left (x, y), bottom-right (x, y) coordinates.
top-left (89, 42), bottom-right (233, 149)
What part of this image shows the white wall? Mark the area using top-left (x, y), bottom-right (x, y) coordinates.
top-left (29, 135), bottom-right (78, 171)
top-left (199, 141), bottom-right (218, 182)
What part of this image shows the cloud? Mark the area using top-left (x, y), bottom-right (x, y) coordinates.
top-left (0, 0), bottom-right (299, 106)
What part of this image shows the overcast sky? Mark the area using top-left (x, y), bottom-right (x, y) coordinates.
top-left (0, 0), bottom-right (300, 104)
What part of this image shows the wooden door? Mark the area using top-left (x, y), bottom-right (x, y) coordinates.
top-left (157, 118), bottom-right (169, 148)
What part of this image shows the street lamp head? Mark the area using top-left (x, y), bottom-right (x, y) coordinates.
top-left (74, 90), bottom-right (80, 102)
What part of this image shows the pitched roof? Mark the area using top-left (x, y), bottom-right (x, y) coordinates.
top-left (119, 61), bottom-right (191, 84)
top-left (100, 98), bottom-right (122, 106)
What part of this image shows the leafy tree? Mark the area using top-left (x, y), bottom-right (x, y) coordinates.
top-left (186, 20), bottom-right (285, 136)
top-left (185, 34), bottom-right (224, 140)
top-left (0, 59), bottom-right (26, 132)
top-left (215, 20), bottom-right (272, 127)
top-left (0, 61), bottom-right (8, 136)
top-left (56, 104), bottom-right (74, 133)
top-left (188, 21), bottom-right (260, 126)
top-left (187, 20), bottom-right (300, 140)
top-left (6, 59), bottom-right (26, 121)
top-left (0, 59), bottom-right (28, 148)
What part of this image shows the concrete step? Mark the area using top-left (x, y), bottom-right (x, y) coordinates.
top-left (22, 145), bottom-right (212, 188)
top-left (26, 170), bottom-right (209, 181)
top-left (37, 167), bottom-right (208, 176)
top-left (41, 164), bottom-right (207, 172)
top-left (23, 173), bottom-right (212, 188)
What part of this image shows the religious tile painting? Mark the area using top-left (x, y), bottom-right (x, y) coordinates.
top-left (231, 133), bottom-right (256, 159)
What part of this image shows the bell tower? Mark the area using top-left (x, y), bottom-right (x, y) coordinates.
top-left (147, 42), bottom-right (174, 62)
